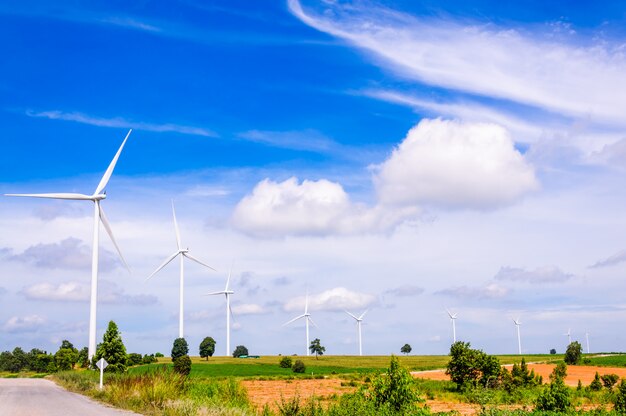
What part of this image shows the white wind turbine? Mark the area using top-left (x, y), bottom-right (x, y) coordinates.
top-left (206, 265), bottom-right (235, 357)
top-left (147, 200), bottom-right (215, 339)
top-left (513, 318), bottom-right (522, 355)
top-left (446, 309), bottom-right (458, 343)
top-left (345, 310), bottom-right (368, 356)
top-left (5, 130), bottom-right (132, 360)
top-left (283, 292), bottom-right (317, 356)
top-left (564, 328), bottom-right (572, 345)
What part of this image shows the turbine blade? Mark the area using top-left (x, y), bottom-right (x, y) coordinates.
top-left (98, 204), bottom-right (130, 272)
top-left (229, 301), bottom-right (236, 323)
top-left (94, 130), bottom-right (131, 195)
top-left (183, 252), bottom-right (216, 271)
top-left (225, 262), bottom-right (233, 291)
top-left (345, 310), bottom-right (358, 321)
top-left (308, 316), bottom-right (318, 328)
top-left (171, 200), bottom-right (181, 250)
top-left (5, 193), bottom-right (93, 200)
top-left (283, 314), bottom-right (305, 326)
top-left (446, 308), bottom-right (453, 318)
top-left (359, 309), bottom-right (369, 320)
top-left (146, 251), bottom-right (179, 281)
top-left (204, 291), bottom-right (226, 296)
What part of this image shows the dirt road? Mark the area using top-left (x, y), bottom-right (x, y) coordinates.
top-left (0, 378), bottom-right (139, 416)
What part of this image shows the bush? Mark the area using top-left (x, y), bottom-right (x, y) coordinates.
top-left (279, 356), bottom-right (293, 368)
top-left (155, 352), bottom-right (164, 358)
top-left (446, 341), bottom-right (500, 390)
top-left (173, 355), bottom-right (192, 376)
top-left (232, 345), bottom-right (249, 358)
top-left (368, 355), bottom-right (423, 413)
top-left (564, 341), bottom-right (582, 365)
top-left (142, 354), bottom-right (156, 364)
top-left (615, 379), bottom-right (626, 413)
top-left (292, 360), bottom-right (306, 373)
top-left (590, 372), bottom-right (603, 391)
top-left (127, 353), bottom-right (143, 366)
top-left (601, 373), bottom-right (619, 390)
top-left (171, 338), bottom-right (189, 361)
top-left (550, 348), bottom-right (557, 355)
top-left (535, 364), bottom-right (571, 412)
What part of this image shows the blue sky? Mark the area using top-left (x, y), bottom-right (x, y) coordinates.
top-left (1, 0), bottom-right (626, 357)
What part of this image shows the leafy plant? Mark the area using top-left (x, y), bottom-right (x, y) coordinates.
top-left (564, 341), bottom-right (582, 365)
top-left (446, 341), bottom-right (500, 390)
top-left (199, 337), bottom-right (216, 360)
top-left (601, 373), bottom-right (619, 390)
top-left (309, 338), bottom-right (326, 359)
top-left (171, 338), bottom-right (189, 361)
top-left (364, 355), bottom-right (425, 413)
top-left (279, 356), bottom-right (293, 368)
top-left (401, 344), bottom-right (412, 355)
top-left (615, 379), bottom-right (626, 413)
top-left (173, 355), bottom-right (192, 376)
top-left (94, 321), bottom-right (127, 373)
top-left (292, 359), bottom-right (306, 373)
top-left (535, 363), bottom-right (571, 412)
top-left (590, 372), bottom-right (603, 391)
top-left (232, 345), bottom-right (249, 358)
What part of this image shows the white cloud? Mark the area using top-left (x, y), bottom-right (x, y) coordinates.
top-left (20, 281), bottom-right (157, 305)
top-left (100, 17), bottom-right (161, 32)
top-left (232, 303), bottom-right (267, 315)
top-left (9, 237), bottom-right (119, 272)
top-left (2, 315), bottom-right (47, 333)
top-left (589, 249), bottom-right (626, 269)
top-left (284, 287), bottom-right (376, 312)
top-left (384, 285), bottom-right (424, 297)
top-left (494, 266), bottom-right (573, 283)
top-left (238, 129), bottom-right (339, 153)
top-left (436, 283), bottom-right (509, 299)
top-left (289, 0), bottom-right (626, 127)
top-left (374, 118), bottom-right (538, 209)
top-left (25, 110), bottom-right (217, 137)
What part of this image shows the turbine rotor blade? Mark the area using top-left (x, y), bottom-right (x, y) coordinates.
top-left (283, 314), bottom-right (305, 326)
top-left (345, 310), bottom-right (358, 321)
top-left (359, 309), bottom-right (369, 320)
top-left (205, 291), bottom-right (226, 296)
top-left (183, 252), bottom-right (216, 271)
top-left (225, 262), bottom-right (233, 291)
top-left (98, 204), bottom-right (130, 272)
top-left (308, 316), bottom-right (318, 328)
top-left (171, 200), bottom-right (181, 250)
top-left (94, 129), bottom-right (131, 195)
top-left (5, 193), bottom-right (93, 200)
top-left (146, 251), bottom-right (180, 281)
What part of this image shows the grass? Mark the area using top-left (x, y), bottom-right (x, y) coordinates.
top-left (583, 354), bottom-right (626, 368)
top-left (0, 371), bottom-right (48, 378)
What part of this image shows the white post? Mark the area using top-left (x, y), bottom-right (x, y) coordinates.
top-left (179, 254), bottom-right (184, 339)
top-left (99, 364), bottom-right (104, 390)
top-left (88, 202), bottom-right (100, 360)
top-left (226, 294), bottom-right (230, 357)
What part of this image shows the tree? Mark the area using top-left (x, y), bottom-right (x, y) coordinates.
top-left (54, 347), bottom-right (78, 371)
top-left (601, 373), bottom-right (619, 390)
top-left (614, 379), bottom-right (626, 413)
top-left (173, 355), bottom-right (192, 375)
top-left (279, 356), bottom-right (293, 368)
top-left (127, 353), bottom-right (143, 366)
top-left (446, 341), bottom-right (501, 390)
top-left (535, 364), bottom-right (571, 412)
top-left (199, 337), bottom-right (216, 360)
top-left (171, 338), bottom-right (189, 361)
top-left (94, 321), bottom-right (128, 373)
top-left (60, 340), bottom-right (75, 350)
top-left (401, 344), bottom-right (412, 355)
top-left (367, 355), bottom-right (423, 413)
top-left (233, 345), bottom-right (249, 358)
top-left (590, 372), bottom-right (603, 391)
top-left (564, 341), bottom-right (582, 365)
top-left (77, 347), bottom-right (89, 368)
top-left (550, 349), bottom-right (557, 355)
top-left (292, 359), bottom-right (306, 373)
top-left (142, 354), bottom-right (157, 364)
top-left (309, 338), bottom-right (326, 359)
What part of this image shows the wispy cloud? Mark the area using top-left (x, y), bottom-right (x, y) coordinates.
top-left (589, 249), bottom-right (626, 269)
top-left (20, 280), bottom-right (158, 305)
top-left (26, 110), bottom-right (218, 137)
top-left (2, 315), bottom-right (47, 333)
top-left (238, 129), bottom-right (339, 153)
top-left (100, 17), bottom-right (161, 32)
top-left (436, 283), bottom-right (509, 300)
top-left (284, 287), bottom-right (377, 312)
top-left (384, 284), bottom-right (424, 297)
top-left (494, 266), bottom-right (573, 284)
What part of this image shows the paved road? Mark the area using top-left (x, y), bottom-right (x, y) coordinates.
top-left (0, 378), bottom-right (140, 416)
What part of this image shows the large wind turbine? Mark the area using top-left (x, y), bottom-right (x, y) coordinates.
top-left (446, 309), bottom-right (458, 343)
top-left (283, 293), bottom-right (316, 356)
top-left (345, 310), bottom-right (367, 356)
top-left (564, 328), bottom-right (572, 345)
top-left (513, 318), bottom-right (522, 355)
top-left (5, 130), bottom-right (132, 360)
top-left (206, 265), bottom-right (235, 356)
top-left (147, 200), bottom-right (215, 339)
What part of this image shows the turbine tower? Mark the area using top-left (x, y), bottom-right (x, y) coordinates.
top-left (147, 200), bottom-right (215, 339)
top-left (586, 332), bottom-right (590, 354)
top-left (283, 292), bottom-right (316, 356)
top-left (206, 265), bottom-right (235, 356)
top-left (5, 130), bottom-right (132, 360)
top-left (446, 309), bottom-right (458, 343)
top-left (345, 310), bottom-right (368, 356)
top-left (513, 318), bottom-right (522, 355)
top-left (564, 328), bottom-right (572, 345)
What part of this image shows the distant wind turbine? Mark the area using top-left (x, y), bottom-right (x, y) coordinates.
top-left (564, 328), bottom-right (572, 345)
top-left (147, 200), bottom-right (215, 339)
top-left (5, 130), bottom-right (132, 360)
top-left (283, 292), bottom-right (317, 356)
top-left (446, 309), bottom-right (458, 343)
top-left (206, 264), bottom-right (235, 356)
top-left (513, 318), bottom-right (522, 355)
top-left (345, 310), bottom-right (368, 356)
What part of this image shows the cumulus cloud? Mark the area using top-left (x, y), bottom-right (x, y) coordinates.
top-left (284, 287), bottom-right (376, 312)
top-left (20, 280), bottom-right (157, 305)
top-left (232, 303), bottom-right (267, 315)
top-left (9, 237), bottom-right (120, 271)
top-left (384, 285), bottom-right (424, 297)
top-left (436, 283), bottom-right (509, 299)
top-left (589, 249), bottom-right (626, 269)
top-left (374, 119), bottom-right (538, 209)
top-left (2, 315), bottom-right (47, 333)
top-left (494, 266), bottom-right (573, 283)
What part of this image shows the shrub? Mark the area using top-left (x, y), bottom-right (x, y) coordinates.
top-left (446, 341), bottom-right (500, 390)
top-left (127, 353), bottom-right (143, 366)
top-left (601, 373), bottom-right (619, 390)
top-left (292, 360), bottom-right (306, 373)
top-left (171, 338), bottom-right (189, 361)
top-left (279, 356), bottom-right (293, 368)
top-left (615, 379), bottom-right (626, 413)
top-left (173, 355), bottom-right (192, 376)
top-left (232, 345), bottom-right (249, 358)
top-left (155, 352), bottom-right (164, 358)
top-left (535, 377), bottom-right (571, 411)
top-left (54, 347), bottom-right (78, 371)
top-left (590, 372), bottom-right (603, 391)
top-left (199, 337), bottom-right (216, 360)
top-left (550, 348), bottom-right (557, 355)
top-left (564, 341), bottom-right (582, 365)
top-left (368, 355), bottom-right (423, 413)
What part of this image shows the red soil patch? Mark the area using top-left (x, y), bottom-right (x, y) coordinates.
top-left (413, 363), bottom-right (626, 387)
top-left (241, 379), bottom-right (354, 410)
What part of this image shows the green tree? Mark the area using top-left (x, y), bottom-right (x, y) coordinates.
top-left (173, 355), bottom-right (192, 375)
top-left (171, 338), bottom-right (189, 361)
top-left (309, 338), bottom-right (326, 359)
top-left (199, 337), bottom-right (216, 360)
top-left (614, 379), bottom-right (626, 413)
top-left (590, 372), bottom-right (603, 391)
top-left (367, 355), bottom-right (424, 413)
top-left (279, 356), bottom-right (293, 368)
top-left (564, 341), bottom-right (582, 365)
top-left (54, 348), bottom-right (78, 371)
top-left (233, 345), bottom-right (249, 358)
top-left (77, 347), bottom-right (89, 368)
top-left (601, 373), bottom-right (619, 390)
top-left (401, 344), bottom-right (412, 355)
top-left (127, 353), bottom-right (143, 366)
top-left (550, 348), bottom-right (557, 355)
top-left (535, 365), bottom-right (571, 412)
top-left (292, 359), bottom-right (306, 373)
top-left (94, 320), bottom-right (127, 373)
top-left (60, 340), bottom-right (75, 350)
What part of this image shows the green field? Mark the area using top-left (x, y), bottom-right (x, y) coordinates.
top-left (129, 354), bottom-right (563, 379)
top-left (583, 354), bottom-right (626, 367)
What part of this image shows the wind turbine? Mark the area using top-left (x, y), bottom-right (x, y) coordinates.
top-left (283, 292), bottom-right (316, 356)
top-left (345, 310), bottom-right (368, 356)
top-left (147, 200), bottom-right (215, 339)
top-left (5, 130), bottom-right (132, 360)
top-left (446, 309), bottom-right (458, 343)
top-left (206, 264), bottom-right (235, 357)
top-left (513, 318), bottom-right (522, 355)
top-left (564, 328), bottom-right (572, 345)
